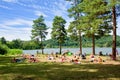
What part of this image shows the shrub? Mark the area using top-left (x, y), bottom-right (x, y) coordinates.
top-left (7, 49), bottom-right (23, 55)
top-left (0, 44), bottom-right (9, 55)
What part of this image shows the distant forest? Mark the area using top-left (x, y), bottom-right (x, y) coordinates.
top-left (0, 35), bottom-right (120, 50)
top-left (44, 35), bottom-right (120, 48)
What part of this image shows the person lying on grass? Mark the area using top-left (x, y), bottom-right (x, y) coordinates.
top-left (59, 55), bottom-right (71, 63)
top-left (71, 56), bottom-right (80, 64)
top-left (90, 54), bottom-right (95, 62)
top-left (81, 53), bottom-right (86, 59)
top-left (29, 55), bottom-right (39, 63)
top-left (11, 57), bottom-right (25, 63)
top-left (47, 54), bottom-right (54, 60)
top-left (90, 55), bottom-right (105, 63)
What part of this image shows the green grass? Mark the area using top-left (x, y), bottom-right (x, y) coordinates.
top-left (0, 56), bottom-right (120, 80)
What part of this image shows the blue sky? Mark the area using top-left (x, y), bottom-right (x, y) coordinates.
top-left (0, 0), bottom-right (72, 41)
top-left (0, 0), bottom-right (120, 41)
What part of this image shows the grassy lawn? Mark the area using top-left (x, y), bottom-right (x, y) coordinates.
top-left (0, 55), bottom-right (120, 80)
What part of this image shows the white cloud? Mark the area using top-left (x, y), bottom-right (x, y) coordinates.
top-left (31, 5), bottom-right (42, 9)
top-left (34, 11), bottom-right (47, 17)
top-left (0, 29), bottom-right (31, 41)
top-left (52, 9), bottom-right (64, 17)
top-left (65, 18), bottom-right (74, 29)
top-left (0, 5), bottom-right (11, 9)
top-left (0, 18), bottom-right (33, 41)
top-left (2, 18), bottom-right (33, 26)
top-left (45, 20), bottom-right (53, 39)
top-left (117, 23), bottom-right (120, 36)
top-left (57, 2), bottom-right (69, 11)
top-left (50, 1), bottom-right (70, 18)
top-left (0, 25), bottom-right (32, 41)
top-left (2, 0), bottom-right (17, 3)
top-left (46, 28), bottom-right (52, 40)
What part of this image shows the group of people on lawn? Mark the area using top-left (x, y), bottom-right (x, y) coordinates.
top-left (12, 50), bottom-right (105, 64)
top-left (11, 54), bottom-right (39, 63)
top-left (46, 50), bottom-right (105, 64)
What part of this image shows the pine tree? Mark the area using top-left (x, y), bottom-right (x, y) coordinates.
top-left (79, 0), bottom-right (110, 55)
top-left (67, 0), bottom-right (83, 55)
top-left (31, 15), bottom-right (48, 54)
top-left (51, 16), bottom-right (67, 54)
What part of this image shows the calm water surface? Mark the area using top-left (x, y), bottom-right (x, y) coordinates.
top-left (23, 47), bottom-right (120, 55)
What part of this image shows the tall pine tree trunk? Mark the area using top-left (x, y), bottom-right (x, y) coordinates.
top-left (79, 30), bottom-right (82, 55)
top-left (92, 33), bottom-right (95, 55)
top-left (40, 34), bottom-right (44, 54)
top-left (59, 43), bottom-right (62, 54)
top-left (112, 1), bottom-right (116, 60)
top-left (76, 0), bottom-right (82, 55)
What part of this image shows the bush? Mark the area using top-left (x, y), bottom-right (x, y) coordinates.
top-left (0, 44), bottom-right (9, 55)
top-left (7, 49), bottom-right (23, 55)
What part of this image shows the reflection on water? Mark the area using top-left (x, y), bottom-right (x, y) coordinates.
top-left (23, 47), bottom-right (120, 55)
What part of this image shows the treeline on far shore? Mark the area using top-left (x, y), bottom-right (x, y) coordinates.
top-left (0, 35), bottom-right (120, 50)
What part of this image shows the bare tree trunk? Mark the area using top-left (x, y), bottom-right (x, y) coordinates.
top-left (79, 30), bottom-right (82, 55)
top-left (92, 33), bottom-right (95, 55)
top-left (112, 1), bottom-right (116, 60)
top-left (59, 43), bottom-right (62, 54)
top-left (76, 0), bottom-right (82, 55)
top-left (40, 34), bottom-right (44, 54)
top-left (41, 47), bottom-right (44, 54)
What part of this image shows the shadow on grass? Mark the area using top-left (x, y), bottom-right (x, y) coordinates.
top-left (0, 56), bottom-right (120, 80)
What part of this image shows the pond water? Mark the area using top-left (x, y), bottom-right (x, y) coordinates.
top-left (23, 47), bottom-right (120, 55)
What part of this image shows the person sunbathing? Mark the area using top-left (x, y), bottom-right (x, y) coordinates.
top-left (47, 54), bottom-right (54, 60)
top-left (97, 56), bottom-right (103, 63)
top-left (90, 54), bottom-right (95, 62)
top-left (29, 55), bottom-right (39, 63)
top-left (81, 54), bottom-right (86, 59)
top-left (11, 57), bottom-right (23, 63)
top-left (61, 55), bottom-right (67, 62)
top-left (71, 56), bottom-right (80, 64)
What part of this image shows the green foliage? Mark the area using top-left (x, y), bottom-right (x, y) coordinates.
top-left (44, 39), bottom-right (58, 48)
top-left (22, 41), bottom-right (40, 50)
top-left (79, 0), bottom-right (111, 36)
top-left (68, 21), bottom-right (79, 41)
top-left (1, 35), bottom-right (120, 50)
top-left (67, 0), bottom-right (83, 42)
top-left (31, 15), bottom-right (48, 54)
top-left (0, 37), bottom-right (7, 44)
top-left (51, 16), bottom-right (67, 54)
top-left (7, 49), bottom-right (22, 55)
top-left (51, 16), bottom-right (67, 42)
top-left (0, 44), bottom-right (9, 55)
top-left (11, 39), bottom-right (23, 49)
top-left (31, 15), bottom-right (48, 40)
top-left (77, 0), bottom-right (112, 54)
top-left (44, 35), bottom-right (120, 48)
